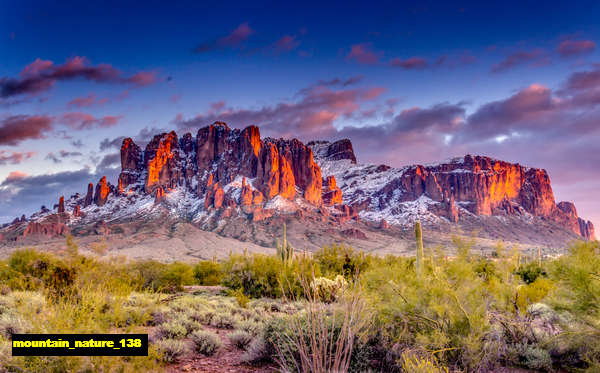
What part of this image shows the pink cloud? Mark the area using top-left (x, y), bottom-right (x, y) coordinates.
top-left (390, 57), bottom-right (428, 69)
top-left (0, 151), bottom-right (35, 165)
top-left (274, 35), bottom-right (300, 52)
top-left (61, 112), bottom-right (123, 130)
top-left (67, 93), bottom-right (109, 108)
top-left (0, 56), bottom-right (157, 98)
top-left (194, 22), bottom-right (254, 53)
top-left (176, 80), bottom-right (386, 140)
top-left (5, 171), bottom-right (28, 182)
top-left (557, 39), bottom-right (596, 57)
top-left (491, 48), bottom-right (549, 73)
top-left (346, 43), bottom-right (381, 65)
top-left (127, 71), bottom-right (158, 86)
top-left (0, 115), bottom-right (54, 145)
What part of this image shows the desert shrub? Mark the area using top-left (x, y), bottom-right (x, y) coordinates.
top-left (265, 276), bottom-right (370, 373)
top-left (547, 241), bottom-right (600, 368)
top-left (4, 249), bottom-right (78, 295)
top-left (156, 320), bottom-right (187, 339)
top-left (229, 330), bottom-right (253, 349)
top-left (311, 275), bottom-right (347, 303)
top-left (45, 261), bottom-right (77, 300)
top-left (191, 330), bottom-right (222, 356)
top-left (221, 254), bottom-right (305, 298)
top-left (237, 319), bottom-right (263, 336)
top-left (241, 334), bottom-right (270, 364)
top-left (229, 288), bottom-right (250, 308)
top-left (132, 260), bottom-right (194, 292)
top-left (156, 338), bottom-right (186, 363)
top-left (401, 351), bottom-right (449, 373)
top-left (313, 245), bottom-right (370, 279)
top-left (191, 309), bottom-right (217, 325)
top-left (516, 277), bottom-right (553, 311)
top-left (0, 313), bottom-right (24, 337)
top-left (193, 261), bottom-right (223, 285)
top-left (515, 343), bottom-right (553, 371)
top-left (211, 313), bottom-right (237, 329)
top-left (515, 262), bottom-right (546, 284)
top-left (361, 248), bottom-right (521, 371)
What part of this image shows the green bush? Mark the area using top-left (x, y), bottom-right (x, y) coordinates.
top-left (191, 330), bottom-right (222, 356)
top-left (193, 261), bottom-right (223, 285)
top-left (229, 330), bottom-right (253, 349)
top-left (132, 261), bottom-right (194, 292)
top-left (313, 245), bottom-right (370, 279)
top-left (156, 320), bottom-right (187, 339)
top-left (515, 262), bottom-right (546, 284)
top-left (156, 338), bottom-right (186, 363)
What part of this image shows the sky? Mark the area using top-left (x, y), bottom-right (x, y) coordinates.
top-left (1, 0), bottom-right (599, 229)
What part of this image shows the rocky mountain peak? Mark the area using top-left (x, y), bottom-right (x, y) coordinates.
top-left (1, 122), bottom-right (595, 246)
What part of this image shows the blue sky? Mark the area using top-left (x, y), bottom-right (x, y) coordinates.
top-left (1, 0), bottom-right (600, 228)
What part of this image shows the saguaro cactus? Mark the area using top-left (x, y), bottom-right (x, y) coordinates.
top-left (415, 220), bottom-right (424, 277)
top-left (537, 246), bottom-right (542, 267)
top-left (277, 223), bottom-right (294, 264)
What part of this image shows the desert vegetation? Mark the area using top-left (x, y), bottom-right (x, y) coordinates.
top-left (0, 229), bottom-right (598, 372)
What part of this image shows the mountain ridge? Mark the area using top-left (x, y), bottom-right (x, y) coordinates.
top-left (0, 121), bottom-right (595, 250)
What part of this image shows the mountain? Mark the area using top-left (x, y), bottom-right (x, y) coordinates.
top-left (0, 122), bottom-right (595, 258)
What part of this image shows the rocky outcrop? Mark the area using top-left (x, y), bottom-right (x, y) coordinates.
top-left (154, 187), bottom-right (165, 204)
top-left (118, 138), bottom-right (143, 192)
top-left (557, 202), bottom-right (596, 240)
top-left (144, 131), bottom-right (181, 193)
top-left (578, 219), bottom-right (595, 241)
top-left (94, 176), bottom-right (110, 206)
top-left (84, 183), bottom-right (94, 207)
top-left (325, 139), bottom-right (356, 163)
top-left (308, 139), bottom-right (357, 163)
top-left (22, 216), bottom-right (69, 238)
top-left (73, 205), bottom-right (81, 217)
top-left (313, 145), bottom-right (595, 240)
top-left (322, 176), bottom-right (342, 206)
top-left (57, 196), bottom-right (65, 213)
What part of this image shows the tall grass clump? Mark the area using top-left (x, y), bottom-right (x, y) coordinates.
top-left (270, 266), bottom-right (370, 373)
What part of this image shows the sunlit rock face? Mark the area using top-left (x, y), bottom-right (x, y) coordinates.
top-left (144, 131), bottom-right (181, 194)
top-left (94, 176), bottom-right (110, 207)
top-left (403, 155), bottom-right (557, 217)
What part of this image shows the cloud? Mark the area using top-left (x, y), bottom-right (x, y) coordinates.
top-left (96, 153), bottom-right (120, 169)
top-left (5, 171), bottom-right (27, 182)
top-left (491, 48), bottom-right (549, 73)
top-left (0, 115), bottom-right (54, 145)
top-left (44, 153), bottom-right (61, 164)
top-left (61, 112), bottom-right (122, 130)
top-left (193, 22), bottom-right (254, 53)
top-left (0, 56), bottom-right (157, 99)
top-left (45, 150), bottom-right (82, 164)
top-left (390, 57), bottom-right (428, 69)
top-left (99, 136), bottom-right (126, 151)
top-left (175, 81), bottom-right (386, 140)
top-left (346, 43), bottom-right (381, 65)
top-left (0, 151), bottom-right (35, 165)
top-left (67, 93), bottom-right (108, 108)
top-left (557, 39), bottom-right (596, 57)
top-left (274, 35), bottom-right (300, 52)
top-left (562, 64), bottom-right (600, 92)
